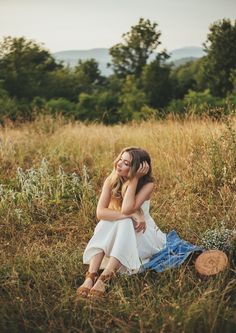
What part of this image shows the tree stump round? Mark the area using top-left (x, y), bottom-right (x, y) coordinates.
top-left (195, 250), bottom-right (228, 276)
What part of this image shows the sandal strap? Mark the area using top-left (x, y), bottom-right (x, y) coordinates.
top-left (85, 271), bottom-right (98, 283)
top-left (98, 271), bottom-right (114, 283)
top-left (77, 286), bottom-right (90, 297)
top-left (89, 289), bottom-right (105, 298)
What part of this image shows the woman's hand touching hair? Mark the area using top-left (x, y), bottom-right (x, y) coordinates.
top-left (134, 161), bottom-right (149, 179)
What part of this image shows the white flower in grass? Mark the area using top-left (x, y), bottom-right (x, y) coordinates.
top-left (201, 221), bottom-right (234, 252)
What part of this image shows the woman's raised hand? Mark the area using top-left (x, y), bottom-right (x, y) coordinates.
top-left (135, 161), bottom-right (149, 179)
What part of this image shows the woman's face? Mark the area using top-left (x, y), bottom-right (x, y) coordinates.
top-left (116, 151), bottom-right (132, 178)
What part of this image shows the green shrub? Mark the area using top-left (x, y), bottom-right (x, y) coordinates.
top-left (0, 88), bottom-right (19, 122)
top-left (46, 98), bottom-right (77, 117)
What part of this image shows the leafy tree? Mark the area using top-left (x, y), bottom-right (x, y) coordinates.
top-left (76, 93), bottom-right (98, 121)
top-left (31, 96), bottom-right (47, 111)
top-left (0, 36), bottom-right (61, 100)
top-left (167, 89), bottom-right (234, 119)
top-left (75, 59), bottom-right (106, 94)
top-left (46, 68), bottom-right (80, 102)
top-left (203, 19), bottom-right (236, 97)
top-left (184, 89), bottom-right (218, 106)
top-left (76, 91), bottom-right (120, 124)
top-left (142, 54), bottom-right (173, 108)
top-left (118, 75), bottom-right (147, 122)
top-left (76, 75), bottom-right (122, 124)
top-left (171, 57), bottom-right (207, 99)
top-left (109, 18), bottom-right (163, 78)
top-left (230, 69), bottom-right (236, 95)
top-left (46, 98), bottom-right (77, 117)
top-left (0, 86), bottom-right (19, 122)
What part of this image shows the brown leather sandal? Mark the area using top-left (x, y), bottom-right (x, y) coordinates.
top-left (88, 272), bottom-right (114, 299)
top-left (76, 271), bottom-right (98, 298)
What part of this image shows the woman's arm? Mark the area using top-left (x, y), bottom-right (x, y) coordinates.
top-left (121, 181), bottom-right (154, 215)
top-left (96, 177), bottom-right (133, 221)
top-left (121, 161), bottom-right (154, 215)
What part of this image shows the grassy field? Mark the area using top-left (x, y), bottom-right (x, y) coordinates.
top-left (0, 116), bottom-right (235, 333)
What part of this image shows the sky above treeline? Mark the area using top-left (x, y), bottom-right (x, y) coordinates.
top-left (0, 0), bottom-right (235, 53)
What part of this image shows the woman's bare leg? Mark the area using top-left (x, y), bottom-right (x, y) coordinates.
top-left (89, 251), bottom-right (105, 273)
top-left (102, 256), bottom-right (121, 275)
top-left (90, 256), bottom-right (121, 293)
top-left (78, 251), bottom-right (105, 295)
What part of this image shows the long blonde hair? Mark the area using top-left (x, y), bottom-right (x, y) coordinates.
top-left (108, 147), bottom-right (154, 210)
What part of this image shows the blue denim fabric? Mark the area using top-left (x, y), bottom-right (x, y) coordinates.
top-left (140, 230), bottom-right (204, 272)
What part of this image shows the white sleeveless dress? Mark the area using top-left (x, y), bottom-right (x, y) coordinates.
top-left (83, 200), bottom-right (166, 274)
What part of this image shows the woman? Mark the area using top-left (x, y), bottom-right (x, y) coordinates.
top-left (77, 147), bottom-right (166, 298)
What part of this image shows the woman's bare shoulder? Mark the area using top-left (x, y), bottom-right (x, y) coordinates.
top-left (143, 181), bottom-right (155, 190)
top-left (144, 182), bottom-right (155, 200)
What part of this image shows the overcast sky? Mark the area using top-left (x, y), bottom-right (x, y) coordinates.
top-left (0, 0), bottom-right (235, 53)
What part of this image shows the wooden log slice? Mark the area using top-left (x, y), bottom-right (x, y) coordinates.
top-left (195, 250), bottom-right (228, 276)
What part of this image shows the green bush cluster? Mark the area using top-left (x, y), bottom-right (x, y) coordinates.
top-left (167, 89), bottom-right (236, 119)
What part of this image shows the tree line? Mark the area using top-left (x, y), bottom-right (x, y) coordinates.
top-left (0, 18), bottom-right (235, 124)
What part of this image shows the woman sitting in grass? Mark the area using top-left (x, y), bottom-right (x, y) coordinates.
top-left (77, 147), bottom-right (166, 298)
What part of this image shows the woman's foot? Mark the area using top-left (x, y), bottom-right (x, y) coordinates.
top-left (89, 279), bottom-right (106, 294)
top-left (88, 272), bottom-right (114, 298)
top-left (76, 271), bottom-right (98, 298)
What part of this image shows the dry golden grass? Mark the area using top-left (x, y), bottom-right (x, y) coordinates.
top-left (0, 115), bottom-right (235, 333)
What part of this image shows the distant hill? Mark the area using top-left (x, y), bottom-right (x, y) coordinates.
top-left (53, 46), bottom-right (205, 76)
top-left (53, 48), bottom-right (112, 76)
top-left (169, 46), bottom-right (205, 61)
top-left (170, 57), bottom-right (199, 68)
